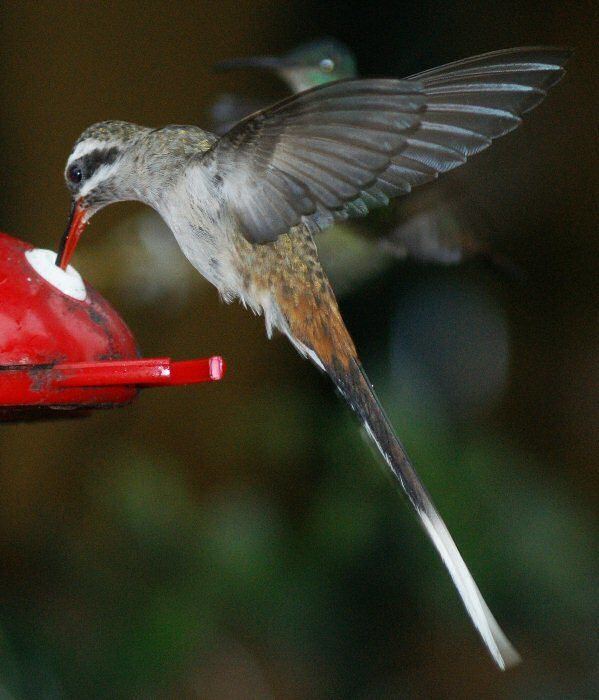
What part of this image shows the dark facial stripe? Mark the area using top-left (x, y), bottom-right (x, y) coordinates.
top-left (81, 146), bottom-right (120, 180)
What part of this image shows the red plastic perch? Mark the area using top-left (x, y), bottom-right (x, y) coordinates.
top-left (51, 356), bottom-right (226, 387)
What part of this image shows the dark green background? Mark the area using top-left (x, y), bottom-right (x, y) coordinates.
top-left (0, 1), bottom-right (596, 697)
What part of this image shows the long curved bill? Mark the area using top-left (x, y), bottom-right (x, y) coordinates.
top-left (56, 199), bottom-right (87, 270)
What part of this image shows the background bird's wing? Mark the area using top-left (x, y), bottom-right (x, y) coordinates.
top-left (204, 47), bottom-right (570, 244)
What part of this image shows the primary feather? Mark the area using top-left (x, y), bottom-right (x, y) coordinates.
top-left (204, 47), bottom-right (570, 241)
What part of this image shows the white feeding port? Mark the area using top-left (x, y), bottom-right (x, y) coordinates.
top-left (25, 248), bottom-right (87, 301)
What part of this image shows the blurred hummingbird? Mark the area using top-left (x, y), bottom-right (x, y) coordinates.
top-left (56, 47), bottom-right (570, 669)
top-left (213, 38), bottom-right (523, 272)
top-left (215, 37), bottom-right (358, 96)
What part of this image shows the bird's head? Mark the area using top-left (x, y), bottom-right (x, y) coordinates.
top-left (284, 38), bottom-right (357, 89)
top-left (215, 38), bottom-right (357, 93)
top-left (56, 120), bottom-right (152, 269)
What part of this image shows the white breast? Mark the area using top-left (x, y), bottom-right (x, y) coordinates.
top-left (155, 165), bottom-right (244, 301)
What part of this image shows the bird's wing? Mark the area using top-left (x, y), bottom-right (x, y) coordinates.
top-left (203, 78), bottom-right (426, 242)
top-left (203, 47), bottom-right (570, 243)
top-left (358, 47), bottom-right (571, 205)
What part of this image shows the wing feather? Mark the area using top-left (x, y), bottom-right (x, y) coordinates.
top-left (203, 47), bottom-right (570, 242)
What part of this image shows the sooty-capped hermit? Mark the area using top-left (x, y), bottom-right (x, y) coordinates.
top-left (57, 47), bottom-right (570, 671)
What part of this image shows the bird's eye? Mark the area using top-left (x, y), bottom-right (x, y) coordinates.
top-left (319, 58), bottom-right (335, 73)
top-left (67, 164), bottom-right (83, 185)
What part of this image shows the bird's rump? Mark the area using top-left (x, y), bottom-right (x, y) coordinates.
top-left (203, 47), bottom-right (570, 243)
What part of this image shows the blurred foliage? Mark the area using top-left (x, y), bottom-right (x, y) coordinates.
top-left (0, 1), bottom-right (597, 698)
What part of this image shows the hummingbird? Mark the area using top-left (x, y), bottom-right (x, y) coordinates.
top-left (213, 38), bottom-right (527, 273)
top-left (215, 37), bottom-right (358, 95)
top-left (56, 47), bottom-right (570, 669)
top-left (212, 39), bottom-right (357, 134)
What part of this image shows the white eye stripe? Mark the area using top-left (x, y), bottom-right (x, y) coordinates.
top-left (78, 160), bottom-right (121, 197)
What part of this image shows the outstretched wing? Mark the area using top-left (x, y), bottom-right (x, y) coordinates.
top-left (204, 78), bottom-right (426, 241)
top-left (364, 47), bottom-right (571, 203)
top-left (203, 47), bottom-right (570, 243)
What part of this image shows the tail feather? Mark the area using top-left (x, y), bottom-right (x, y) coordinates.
top-left (268, 225), bottom-right (519, 668)
top-left (329, 357), bottom-right (521, 669)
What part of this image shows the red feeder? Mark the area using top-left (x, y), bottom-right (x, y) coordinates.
top-left (0, 232), bottom-right (225, 421)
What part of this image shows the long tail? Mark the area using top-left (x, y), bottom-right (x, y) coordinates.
top-left (328, 355), bottom-right (520, 670)
top-left (273, 248), bottom-right (520, 669)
